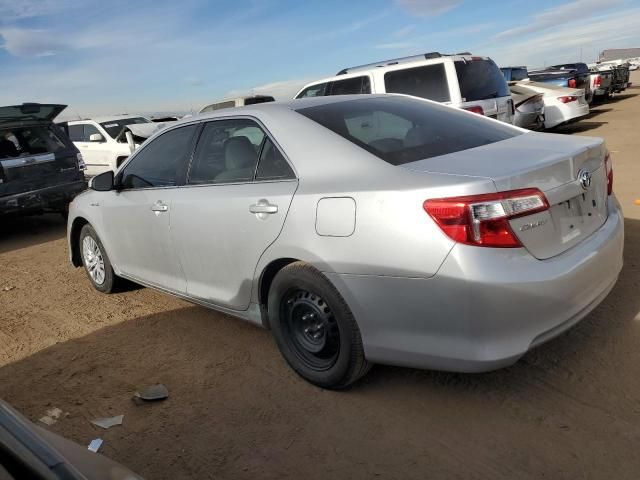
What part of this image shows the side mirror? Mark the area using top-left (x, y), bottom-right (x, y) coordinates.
top-left (90, 170), bottom-right (114, 191)
top-left (89, 133), bottom-right (104, 143)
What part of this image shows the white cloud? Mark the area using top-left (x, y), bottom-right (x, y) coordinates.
top-left (495, 0), bottom-right (626, 39)
top-left (0, 28), bottom-right (70, 57)
top-left (395, 0), bottom-right (462, 17)
top-left (485, 7), bottom-right (640, 67)
top-left (226, 79), bottom-right (312, 101)
top-left (0, 0), bottom-right (82, 20)
top-left (376, 42), bottom-right (415, 49)
top-left (393, 24), bottom-right (416, 37)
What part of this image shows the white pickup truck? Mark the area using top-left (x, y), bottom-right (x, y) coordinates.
top-left (65, 115), bottom-right (151, 177)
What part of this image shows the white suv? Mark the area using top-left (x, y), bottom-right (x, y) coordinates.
top-left (295, 52), bottom-right (514, 123)
top-left (66, 116), bottom-right (150, 177)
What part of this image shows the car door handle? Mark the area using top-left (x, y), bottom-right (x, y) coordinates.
top-left (249, 201), bottom-right (278, 214)
top-left (151, 202), bottom-right (169, 212)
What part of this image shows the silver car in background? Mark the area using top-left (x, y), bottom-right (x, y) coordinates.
top-left (67, 95), bottom-right (623, 388)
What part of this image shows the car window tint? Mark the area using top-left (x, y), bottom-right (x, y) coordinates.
top-left (296, 83), bottom-right (328, 98)
top-left (329, 76), bottom-right (371, 95)
top-left (0, 126), bottom-right (67, 158)
top-left (83, 124), bottom-right (101, 141)
top-left (120, 124), bottom-right (197, 189)
top-left (68, 124), bottom-right (84, 142)
top-left (189, 119), bottom-right (264, 184)
top-left (384, 64), bottom-right (451, 102)
top-left (255, 138), bottom-right (295, 180)
top-left (455, 59), bottom-right (510, 101)
top-left (296, 96), bottom-right (521, 166)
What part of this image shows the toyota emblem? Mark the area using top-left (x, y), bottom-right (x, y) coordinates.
top-left (578, 169), bottom-right (592, 190)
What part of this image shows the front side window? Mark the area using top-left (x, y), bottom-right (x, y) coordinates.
top-left (384, 64), bottom-right (451, 103)
top-left (296, 96), bottom-right (521, 166)
top-left (120, 124), bottom-right (197, 189)
top-left (189, 120), bottom-right (265, 184)
top-left (329, 76), bottom-right (371, 95)
top-left (100, 117), bottom-right (149, 139)
top-left (68, 124), bottom-right (84, 142)
top-left (83, 124), bottom-right (101, 142)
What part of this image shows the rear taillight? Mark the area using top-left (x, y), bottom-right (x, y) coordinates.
top-left (568, 78), bottom-right (577, 88)
top-left (594, 75), bottom-right (602, 87)
top-left (558, 96), bottom-right (578, 103)
top-left (77, 152), bottom-right (86, 171)
top-left (424, 188), bottom-right (549, 248)
top-left (463, 105), bottom-right (484, 115)
top-left (605, 152), bottom-right (613, 195)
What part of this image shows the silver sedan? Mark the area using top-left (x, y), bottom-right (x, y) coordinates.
top-left (67, 95), bottom-right (624, 388)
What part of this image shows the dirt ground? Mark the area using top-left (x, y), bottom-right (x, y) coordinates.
top-left (1, 73), bottom-right (640, 480)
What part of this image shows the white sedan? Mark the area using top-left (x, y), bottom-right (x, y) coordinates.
top-left (516, 81), bottom-right (589, 129)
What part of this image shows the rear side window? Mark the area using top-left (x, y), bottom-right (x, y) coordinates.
top-left (0, 126), bottom-right (67, 158)
top-left (296, 96), bottom-right (521, 166)
top-left (510, 68), bottom-right (528, 81)
top-left (329, 76), bottom-right (371, 95)
top-left (384, 64), bottom-right (451, 103)
top-left (455, 59), bottom-right (510, 101)
top-left (255, 138), bottom-right (295, 180)
top-left (120, 125), bottom-right (197, 189)
top-left (296, 83), bottom-right (328, 98)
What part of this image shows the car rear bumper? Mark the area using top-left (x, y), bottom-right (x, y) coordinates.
top-left (326, 197), bottom-right (624, 372)
top-left (0, 180), bottom-right (87, 215)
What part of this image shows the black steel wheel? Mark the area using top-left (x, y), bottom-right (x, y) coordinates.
top-left (268, 262), bottom-right (371, 389)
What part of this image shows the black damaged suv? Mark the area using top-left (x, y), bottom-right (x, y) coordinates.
top-left (0, 103), bottom-right (86, 217)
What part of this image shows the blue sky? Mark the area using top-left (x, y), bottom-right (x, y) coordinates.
top-left (1, 0), bottom-right (638, 117)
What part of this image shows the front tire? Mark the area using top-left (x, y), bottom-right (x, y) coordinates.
top-left (79, 224), bottom-right (118, 293)
top-left (268, 262), bottom-right (371, 389)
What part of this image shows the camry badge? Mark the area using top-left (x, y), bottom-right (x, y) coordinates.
top-left (578, 169), bottom-right (592, 190)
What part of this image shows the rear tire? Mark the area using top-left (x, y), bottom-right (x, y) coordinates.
top-left (79, 224), bottom-right (118, 293)
top-left (268, 262), bottom-right (371, 389)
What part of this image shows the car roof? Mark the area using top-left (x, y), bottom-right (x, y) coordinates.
top-left (68, 114), bottom-right (147, 124)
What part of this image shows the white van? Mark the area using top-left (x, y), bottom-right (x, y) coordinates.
top-left (295, 52), bottom-right (514, 123)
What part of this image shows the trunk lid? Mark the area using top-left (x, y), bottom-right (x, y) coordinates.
top-left (0, 104), bottom-right (67, 125)
top-left (403, 132), bottom-right (609, 259)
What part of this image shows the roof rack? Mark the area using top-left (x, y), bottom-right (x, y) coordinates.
top-left (337, 51), bottom-right (466, 75)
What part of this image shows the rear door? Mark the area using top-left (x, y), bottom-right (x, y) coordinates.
top-left (170, 118), bottom-right (297, 310)
top-left (0, 119), bottom-right (81, 198)
top-left (453, 58), bottom-right (513, 123)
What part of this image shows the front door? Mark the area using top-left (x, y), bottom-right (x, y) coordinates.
top-left (170, 118), bottom-right (297, 310)
top-left (99, 123), bottom-right (199, 293)
top-left (70, 123), bottom-right (112, 176)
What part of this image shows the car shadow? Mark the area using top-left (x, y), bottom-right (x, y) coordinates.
top-left (1, 223), bottom-right (638, 478)
top-left (585, 107), bottom-right (613, 117)
top-left (0, 214), bottom-right (67, 255)
top-left (552, 121), bottom-right (608, 134)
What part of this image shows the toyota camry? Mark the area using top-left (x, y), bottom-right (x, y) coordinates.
top-left (67, 95), bottom-right (623, 388)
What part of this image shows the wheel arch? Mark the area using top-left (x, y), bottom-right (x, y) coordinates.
top-left (70, 216), bottom-right (90, 267)
top-left (258, 257), bottom-right (300, 329)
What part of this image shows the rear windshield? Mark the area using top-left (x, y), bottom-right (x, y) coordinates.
top-left (455, 59), bottom-right (510, 101)
top-left (100, 117), bottom-right (149, 139)
top-left (0, 126), bottom-right (67, 159)
top-left (296, 96), bottom-right (521, 166)
top-left (244, 96), bottom-right (275, 105)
